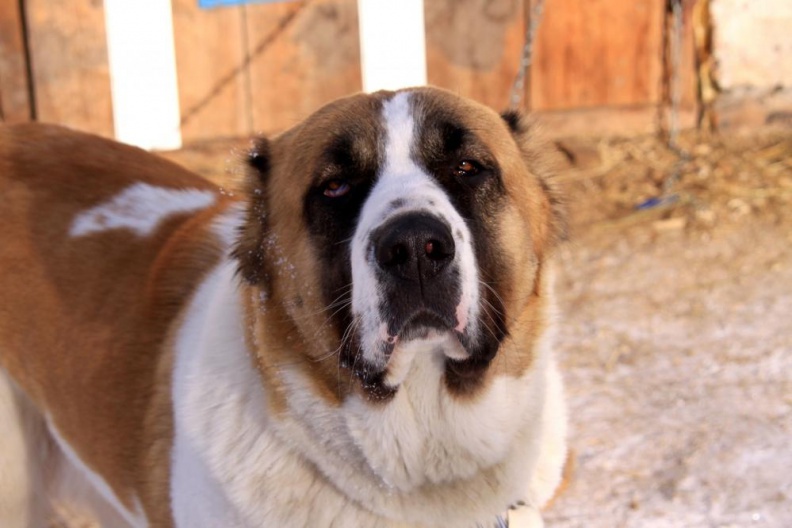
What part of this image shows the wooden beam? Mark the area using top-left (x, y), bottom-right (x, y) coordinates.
top-left (0, 0), bottom-right (32, 122)
top-left (244, 0), bottom-right (362, 135)
top-left (357, 0), bottom-right (427, 91)
top-left (425, 0), bottom-right (526, 111)
top-left (172, 0), bottom-right (251, 143)
top-left (23, 0), bottom-right (114, 137)
top-left (535, 104), bottom-right (696, 139)
top-left (530, 0), bottom-right (666, 111)
top-left (104, 0), bottom-right (182, 149)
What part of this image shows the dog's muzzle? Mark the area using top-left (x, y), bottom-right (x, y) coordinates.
top-left (372, 212), bottom-right (462, 340)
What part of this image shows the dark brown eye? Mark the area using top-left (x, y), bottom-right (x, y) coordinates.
top-left (323, 179), bottom-right (350, 198)
top-left (454, 160), bottom-right (478, 177)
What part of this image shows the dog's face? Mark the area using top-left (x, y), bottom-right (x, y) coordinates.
top-left (236, 87), bottom-right (564, 405)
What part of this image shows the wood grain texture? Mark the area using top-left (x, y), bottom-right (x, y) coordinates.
top-left (244, 0), bottom-right (362, 135)
top-left (23, 0), bottom-right (113, 136)
top-left (665, 0), bottom-right (700, 110)
top-left (535, 104), bottom-right (696, 138)
top-left (172, 0), bottom-right (252, 143)
top-left (425, 0), bottom-right (527, 111)
top-left (0, 0), bottom-right (32, 122)
top-left (530, 0), bottom-right (665, 111)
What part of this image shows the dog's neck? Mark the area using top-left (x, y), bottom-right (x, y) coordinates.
top-left (167, 206), bottom-right (555, 526)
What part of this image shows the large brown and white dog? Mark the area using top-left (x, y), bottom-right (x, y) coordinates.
top-left (0, 87), bottom-right (566, 527)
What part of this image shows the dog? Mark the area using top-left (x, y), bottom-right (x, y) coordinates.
top-left (0, 87), bottom-right (567, 527)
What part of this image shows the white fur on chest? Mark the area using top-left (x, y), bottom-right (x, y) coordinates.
top-left (273, 342), bottom-right (553, 527)
top-left (168, 204), bottom-right (563, 528)
top-left (344, 336), bottom-right (539, 491)
top-left (169, 256), bottom-right (394, 527)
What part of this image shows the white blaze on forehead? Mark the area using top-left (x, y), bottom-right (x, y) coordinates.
top-left (381, 92), bottom-right (416, 174)
top-left (350, 91), bottom-right (481, 370)
top-left (70, 182), bottom-right (216, 238)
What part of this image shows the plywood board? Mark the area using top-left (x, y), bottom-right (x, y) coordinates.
top-left (536, 104), bottom-right (697, 139)
top-left (530, 0), bottom-right (665, 111)
top-left (24, 0), bottom-right (113, 136)
top-left (425, 0), bottom-right (527, 111)
top-left (172, 0), bottom-right (252, 143)
top-left (244, 0), bottom-right (362, 135)
top-left (0, 0), bottom-right (32, 122)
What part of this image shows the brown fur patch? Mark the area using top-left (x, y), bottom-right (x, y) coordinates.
top-left (233, 93), bottom-right (394, 405)
top-left (0, 124), bottom-right (231, 523)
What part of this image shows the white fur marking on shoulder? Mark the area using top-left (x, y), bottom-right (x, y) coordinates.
top-left (70, 182), bottom-right (216, 238)
top-left (211, 201), bottom-right (246, 247)
top-left (46, 418), bottom-right (148, 528)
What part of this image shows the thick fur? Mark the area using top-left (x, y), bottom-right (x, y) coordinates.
top-left (0, 87), bottom-right (566, 527)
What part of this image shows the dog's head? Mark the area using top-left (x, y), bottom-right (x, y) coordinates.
top-left (235, 87), bottom-right (564, 405)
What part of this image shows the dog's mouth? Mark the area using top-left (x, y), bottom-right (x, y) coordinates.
top-left (391, 309), bottom-right (458, 345)
top-left (340, 307), bottom-right (478, 400)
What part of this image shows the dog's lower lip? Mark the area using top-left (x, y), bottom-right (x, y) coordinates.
top-left (391, 310), bottom-right (455, 341)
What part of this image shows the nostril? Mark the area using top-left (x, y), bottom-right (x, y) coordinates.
top-left (377, 241), bottom-right (410, 268)
top-left (372, 213), bottom-right (455, 278)
top-left (390, 243), bottom-right (409, 266)
top-left (424, 239), bottom-right (454, 262)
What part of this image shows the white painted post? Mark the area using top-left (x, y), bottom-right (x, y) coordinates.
top-left (104, 0), bottom-right (182, 150)
top-left (357, 0), bottom-right (427, 92)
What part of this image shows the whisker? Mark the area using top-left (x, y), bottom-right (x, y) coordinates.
top-left (334, 235), bottom-right (355, 247)
top-left (275, 283), bottom-right (353, 324)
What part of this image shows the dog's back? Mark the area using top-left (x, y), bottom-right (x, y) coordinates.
top-left (0, 124), bottom-right (228, 526)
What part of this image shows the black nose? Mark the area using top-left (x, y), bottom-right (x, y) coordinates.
top-left (373, 213), bottom-right (455, 281)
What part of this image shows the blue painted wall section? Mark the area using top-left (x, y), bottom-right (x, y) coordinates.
top-left (198, 0), bottom-right (294, 9)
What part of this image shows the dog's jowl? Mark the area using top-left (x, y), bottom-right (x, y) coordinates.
top-left (0, 87), bottom-right (567, 527)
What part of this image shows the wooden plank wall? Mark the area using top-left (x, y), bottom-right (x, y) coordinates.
top-left (2, 0), bottom-right (701, 141)
top-left (0, 0), bottom-right (32, 122)
top-left (531, 0), bottom-right (665, 110)
top-left (244, 0), bottom-right (361, 135)
top-left (172, 0), bottom-right (251, 141)
top-left (172, 0), bottom-right (361, 142)
top-left (23, 0), bottom-right (115, 138)
top-left (425, 0), bottom-right (527, 111)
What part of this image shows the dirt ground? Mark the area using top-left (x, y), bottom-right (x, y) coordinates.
top-left (160, 129), bottom-right (792, 527)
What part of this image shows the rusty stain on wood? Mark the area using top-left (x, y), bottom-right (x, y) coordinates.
top-left (426, 0), bottom-right (526, 111)
top-left (244, 0), bottom-right (361, 135)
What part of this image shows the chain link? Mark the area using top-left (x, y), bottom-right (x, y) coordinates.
top-left (663, 0), bottom-right (687, 195)
top-left (509, 0), bottom-right (547, 109)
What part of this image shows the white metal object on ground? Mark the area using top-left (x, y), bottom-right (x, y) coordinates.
top-left (104, 0), bottom-right (182, 150)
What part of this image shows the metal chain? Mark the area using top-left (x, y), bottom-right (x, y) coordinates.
top-left (663, 0), bottom-right (687, 195)
top-left (509, 0), bottom-right (547, 109)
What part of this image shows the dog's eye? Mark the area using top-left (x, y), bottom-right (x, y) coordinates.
top-left (454, 160), bottom-right (479, 178)
top-left (323, 179), bottom-right (350, 198)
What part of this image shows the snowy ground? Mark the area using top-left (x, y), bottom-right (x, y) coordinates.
top-left (533, 131), bottom-right (792, 528)
top-left (544, 219), bottom-right (792, 527)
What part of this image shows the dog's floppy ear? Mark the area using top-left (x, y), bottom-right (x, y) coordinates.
top-left (500, 110), bottom-right (568, 249)
top-left (500, 110), bottom-right (524, 135)
top-left (233, 137), bottom-right (273, 289)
